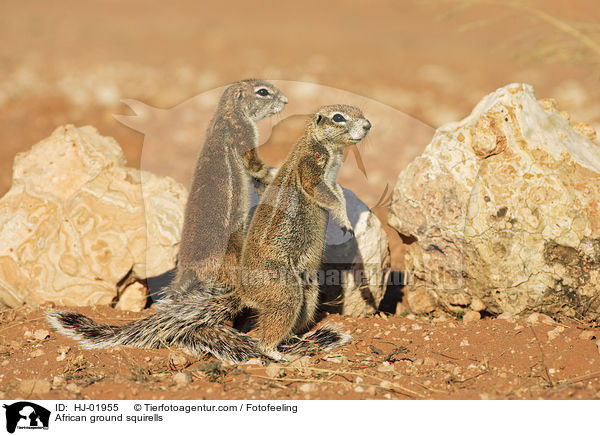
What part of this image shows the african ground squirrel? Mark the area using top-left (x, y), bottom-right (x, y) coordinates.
top-left (47, 104), bottom-right (370, 362)
top-left (177, 79), bottom-right (287, 288)
top-left (236, 104), bottom-right (371, 359)
top-left (116, 79), bottom-right (286, 297)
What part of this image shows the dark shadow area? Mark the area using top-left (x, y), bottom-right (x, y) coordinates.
top-left (146, 267), bottom-right (176, 303)
top-left (378, 270), bottom-right (405, 314)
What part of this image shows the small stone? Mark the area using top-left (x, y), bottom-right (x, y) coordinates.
top-left (115, 282), bottom-right (148, 312)
top-left (413, 358), bottom-right (424, 366)
top-left (265, 363), bottom-right (284, 378)
top-left (377, 362), bottom-right (394, 372)
top-left (432, 313), bottom-right (450, 322)
top-left (289, 356), bottom-right (311, 369)
top-left (411, 324), bottom-right (422, 331)
top-left (379, 380), bottom-right (392, 389)
top-left (1, 360), bottom-right (9, 366)
top-left (469, 297), bottom-right (486, 312)
top-left (52, 375), bottom-right (66, 388)
top-left (33, 329), bottom-right (50, 341)
top-left (579, 330), bottom-right (597, 340)
top-left (57, 345), bottom-right (71, 354)
top-left (460, 339), bottom-right (470, 347)
top-left (406, 288), bottom-right (436, 314)
top-left (526, 313), bottom-right (554, 325)
top-left (168, 352), bottom-right (189, 367)
top-left (354, 385), bottom-right (365, 393)
top-left (65, 383), bottom-right (80, 394)
top-left (547, 326), bottom-right (565, 341)
top-left (299, 383), bottom-right (317, 393)
top-left (19, 379), bottom-right (51, 395)
top-left (172, 372), bottom-right (192, 386)
top-left (462, 311), bottom-right (481, 323)
top-left (30, 349), bottom-right (44, 358)
top-left (423, 357), bottom-right (438, 366)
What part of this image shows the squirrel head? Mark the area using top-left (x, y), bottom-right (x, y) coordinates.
top-left (309, 104), bottom-right (371, 147)
top-left (225, 79), bottom-right (288, 122)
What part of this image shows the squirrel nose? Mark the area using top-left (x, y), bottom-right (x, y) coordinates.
top-left (363, 120), bottom-right (372, 131)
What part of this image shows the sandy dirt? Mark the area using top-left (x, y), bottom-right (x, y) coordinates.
top-left (1, 0), bottom-right (600, 400)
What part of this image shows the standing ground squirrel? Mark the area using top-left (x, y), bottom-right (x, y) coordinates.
top-left (116, 79), bottom-right (286, 298)
top-left (46, 104), bottom-right (370, 363)
top-left (176, 79), bottom-right (287, 288)
top-left (236, 104), bottom-right (371, 359)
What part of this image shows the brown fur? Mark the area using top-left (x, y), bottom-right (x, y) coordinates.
top-left (234, 104), bottom-right (371, 358)
top-left (176, 79), bottom-right (287, 288)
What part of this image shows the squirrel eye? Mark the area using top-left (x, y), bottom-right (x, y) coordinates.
top-left (332, 113), bottom-right (346, 123)
top-left (256, 88), bottom-right (270, 96)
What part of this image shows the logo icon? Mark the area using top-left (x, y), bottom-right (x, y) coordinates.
top-left (3, 402), bottom-right (50, 433)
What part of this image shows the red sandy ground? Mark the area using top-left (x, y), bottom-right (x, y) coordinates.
top-left (0, 0), bottom-right (599, 400)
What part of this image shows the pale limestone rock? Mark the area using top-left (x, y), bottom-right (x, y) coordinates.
top-left (172, 371), bottom-right (192, 386)
top-left (0, 125), bottom-right (186, 308)
top-left (322, 188), bottom-right (391, 316)
top-left (33, 329), bottom-right (50, 341)
top-left (462, 310), bottom-right (481, 323)
top-left (115, 281), bottom-right (148, 312)
top-left (389, 83), bottom-right (600, 321)
top-left (168, 352), bottom-right (190, 367)
top-left (251, 179), bottom-right (390, 316)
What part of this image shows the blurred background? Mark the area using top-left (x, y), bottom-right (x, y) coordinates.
top-left (1, 0), bottom-right (599, 268)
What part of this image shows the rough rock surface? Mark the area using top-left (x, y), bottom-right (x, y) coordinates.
top-left (389, 83), bottom-right (600, 321)
top-left (252, 179), bottom-right (390, 316)
top-left (0, 125), bottom-right (186, 309)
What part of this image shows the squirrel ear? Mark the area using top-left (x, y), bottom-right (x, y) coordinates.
top-left (236, 89), bottom-right (244, 101)
top-left (316, 115), bottom-right (323, 125)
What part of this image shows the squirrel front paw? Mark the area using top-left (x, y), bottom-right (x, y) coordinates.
top-left (259, 172), bottom-right (274, 185)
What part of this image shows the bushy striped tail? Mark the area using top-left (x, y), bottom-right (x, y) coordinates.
top-left (45, 271), bottom-right (258, 362)
top-left (45, 309), bottom-right (263, 362)
top-left (47, 308), bottom-right (352, 363)
top-left (46, 271), bottom-right (352, 363)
